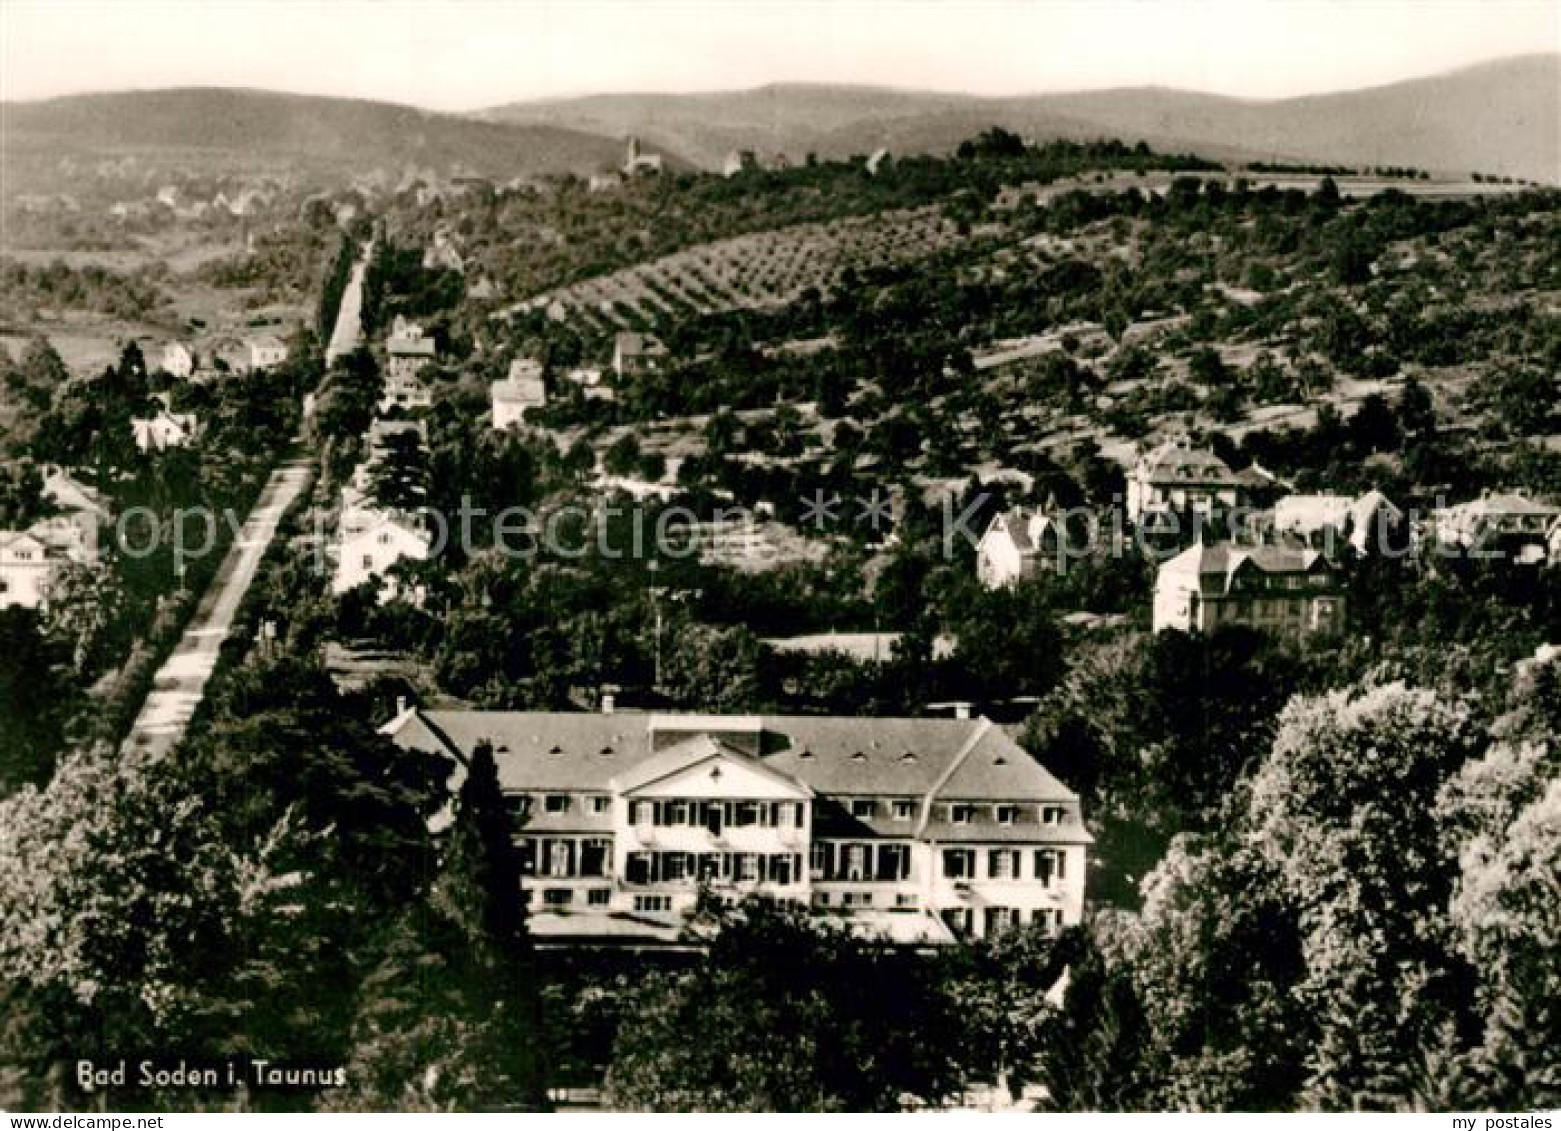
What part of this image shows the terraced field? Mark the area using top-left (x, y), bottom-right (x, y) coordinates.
top-left (514, 206), bottom-right (964, 331)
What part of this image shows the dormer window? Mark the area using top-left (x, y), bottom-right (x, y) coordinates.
top-left (1041, 805), bottom-right (1066, 825)
top-left (851, 798), bottom-right (876, 819)
top-left (891, 799), bottom-right (916, 821)
top-left (996, 805), bottom-right (1018, 826)
top-left (544, 794), bottom-right (570, 814)
top-left (950, 804), bottom-right (975, 825)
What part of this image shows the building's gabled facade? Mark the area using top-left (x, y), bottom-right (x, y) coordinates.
top-left (0, 531), bottom-right (65, 609)
top-left (383, 709), bottom-right (1091, 946)
top-left (131, 405), bottom-right (199, 451)
top-left (1127, 435), bottom-right (1268, 524)
top-left (332, 511), bottom-right (431, 600)
top-left (1153, 541), bottom-right (1345, 636)
top-left (976, 507), bottom-right (1065, 587)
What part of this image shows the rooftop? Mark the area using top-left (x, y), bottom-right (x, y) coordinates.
top-left (386, 709), bottom-right (1080, 807)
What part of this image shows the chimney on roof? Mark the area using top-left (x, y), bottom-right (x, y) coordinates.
top-left (601, 691), bottom-right (616, 715)
top-left (953, 701), bottom-right (972, 720)
top-left (395, 695), bottom-right (407, 716)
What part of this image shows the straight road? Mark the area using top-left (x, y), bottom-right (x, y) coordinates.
top-left (119, 457), bottom-right (314, 759)
top-left (325, 242), bottom-right (372, 364)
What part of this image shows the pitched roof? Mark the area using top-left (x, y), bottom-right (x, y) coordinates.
top-left (612, 734), bottom-right (812, 797)
top-left (1135, 436), bottom-right (1242, 486)
top-left (1274, 494), bottom-right (1354, 534)
top-left (493, 374), bottom-right (546, 406)
top-left (1159, 541), bottom-right (1330, 594)
top-left (614, 331), bottom-right (665, 357)
top-left (387, 333), bottom-right (437, 357)
top-left (1442, 493), bottom-right (1559, 519)
top-left (1349, 488), bottom-right (1403, 529)
top-left (388, 710), bottom-right (1076, 806)
top-left (41, 468), bottom-right (109, 519)
top-left (982, 507), bottom-right (1059, 554)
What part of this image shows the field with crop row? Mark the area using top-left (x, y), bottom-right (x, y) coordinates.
top-left (518, 206), bottom-right (964, 331)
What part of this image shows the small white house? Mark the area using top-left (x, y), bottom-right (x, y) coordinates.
top-left (132, 403), bottom-right (199, 451)
top-left (332, 511), bottom-right (432, 602)
top-left (248, 334), bottom-right (288, 372)
top-left (492, 358), bottom-right (548, 430)
top-left (976, 507), bottom-right (1066, 587)
top-left (161, 342), bottom-right (195, 380)
top-left (0, 531), bottom-right (64, 609)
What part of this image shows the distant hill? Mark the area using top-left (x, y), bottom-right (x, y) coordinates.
top-left (483, 55), bottom-right (1560, 183)
top-left (0, 88), bottom-right (639, 195)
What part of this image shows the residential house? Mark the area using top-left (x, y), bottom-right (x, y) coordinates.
top-left (1435, 492), bottom-right (1561, 565)
top-left (332, 509), bottom-right (432, 600)
top-left (491, 358), bottom-right (548, 430)
top-left (612, 331), bottom-right (667, 380)
top-left (382, 707), bottom-right (1091, 945)
top-left (1274, 488), bottom-right (1405, 555)
top-left (161, 341), bottom-right (195, 380)
top-left (247, 334), bottom-right (288, 372)
top-left (132, 399), bottom-right (198, 452)
top-left (423, 232), bottom-right (465, 274)
top-left (0, 531), bottom-right (68, 609)
top-left (36, 467), bottom-right (109, 560)
top-left (587, 172), bottom-right (624, 193)
top-left (1153, 542), bottom-right (1345, 636)
top-left (976, 506), bottom-right (1066, 587)
top-left (386, 317), bottom-right (437, 378)
top-left (1126, 435), bottom-right (1271, 524)
top-left (381, 318), bottom-right (437, 413)
top-left (0, 470), bottom-right (106, 609)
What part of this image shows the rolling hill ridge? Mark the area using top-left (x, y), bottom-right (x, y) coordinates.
top-left (483, 55), bottom-right (1561, 182)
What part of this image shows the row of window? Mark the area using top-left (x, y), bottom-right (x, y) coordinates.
top-left (624, 851), bottom-right (805, 886)
top-left (945, 906), bottom-right (1066, 936)
top-left (508, 794), bottom-right (1070, 828)
top-left (810, 840), bottom-right (911, 882)
top-left (815, 891), bottom-right (920, 909)
top-left (630, 799), bottom-right (807, 832)
top-left (521, 837), bottom-right (613, 878)
top-left (529, 887), bottom-right (612, 908)
top-left (943, 848), bottom-right (1069, 883)
top-left (511, 794), bottom-right (612, 819)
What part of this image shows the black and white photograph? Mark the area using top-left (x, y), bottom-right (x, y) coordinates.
top-left (0, 0), bottom-right (1557, 1115)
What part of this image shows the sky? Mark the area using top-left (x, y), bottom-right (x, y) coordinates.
top-left (1, 0), bottom-right (1557, 109)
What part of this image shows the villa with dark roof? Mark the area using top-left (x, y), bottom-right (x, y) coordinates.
top-left (1153, 541), bottom-right (1345, 636)
top-left (1126, 435), bottom-right (1275, 524)
top-left (383, 708), bottom-right (1090, 946)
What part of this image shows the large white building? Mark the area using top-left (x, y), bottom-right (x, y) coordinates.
top-left (384, 708), bottom-right (1092, 946)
